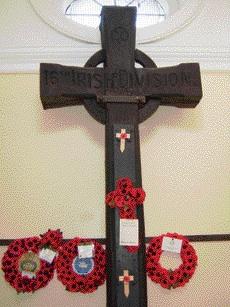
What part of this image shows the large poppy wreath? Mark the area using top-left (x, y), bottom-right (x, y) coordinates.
top-left (1, 229), bottom-right (63, 293)
top-left (56, 237), bottom-right (106, 293)
top-left (146, 233), bottom-right (198, 289)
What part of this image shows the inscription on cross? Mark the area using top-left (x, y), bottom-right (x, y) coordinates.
top-left (40, 6), bottom-right (202, 307)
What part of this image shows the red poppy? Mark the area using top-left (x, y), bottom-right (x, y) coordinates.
top-left (116, 177), bottom-right (133, 192)
top-left (105, 191), bottom-right (116, 206)
top-left (114, 194), bottom-right (125, 208)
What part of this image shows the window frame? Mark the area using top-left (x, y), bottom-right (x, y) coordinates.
top-left (29, 0), bottom-right (203, 43)
top-left (64, 0), bottom-right (168, 30)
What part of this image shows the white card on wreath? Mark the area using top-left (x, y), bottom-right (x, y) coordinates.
top-left (162, 237), bottom-right (182, 254)
top-left (39, 248), bottom-right (57, 264)
top-left (21, 271), bottom-right (36, 279)
top-left (78, 243), bottom-right (94, 258)
top-left (119, 219), bottom-right (139, 246)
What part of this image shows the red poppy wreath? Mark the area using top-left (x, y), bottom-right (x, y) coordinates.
top-left (56, 237), bottom-right (106, 293)
top-left (146, 233), bottom-right (198, 289)
top-left (105, 177), bottom-right (146, 253)
top-left (1, 229), bottom-right (63, 293)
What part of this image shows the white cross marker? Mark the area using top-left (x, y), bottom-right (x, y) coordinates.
top-left (119, 270), bottom-right (134, 298)
top-left (116, 129), bottom-right (130, 153)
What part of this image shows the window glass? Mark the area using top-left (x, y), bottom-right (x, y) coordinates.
top-left (65, 0), bottom-right (167, 28)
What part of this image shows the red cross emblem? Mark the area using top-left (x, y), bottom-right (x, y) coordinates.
top-left (116, 129), bottom-right (130, 153)
top-left (119, 270), bottom-right (134, 298)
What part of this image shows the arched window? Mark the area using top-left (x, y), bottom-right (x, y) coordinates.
top-left (30, 0), bottom-right (203, 43)
top-left (65, 0), bottom-right (167, 29)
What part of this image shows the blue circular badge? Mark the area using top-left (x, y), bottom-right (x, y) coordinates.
top-left (72, 257), bottom-right (94, 275)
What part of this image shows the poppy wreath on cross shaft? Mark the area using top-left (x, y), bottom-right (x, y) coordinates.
top-left (105, 177), bottom-right (146, 253)
top-left (1, 229), bottom-right (63, 293)
top-left (56, 237), bottom-right (106, 293)
top-left (146, 233), bottom-right (198, 289)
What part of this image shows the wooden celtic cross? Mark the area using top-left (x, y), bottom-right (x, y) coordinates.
top-left (40, 6), bottom-right (202, 307)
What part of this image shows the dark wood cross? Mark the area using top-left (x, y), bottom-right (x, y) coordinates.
top-left (40, 6), bottom-right (202, 307)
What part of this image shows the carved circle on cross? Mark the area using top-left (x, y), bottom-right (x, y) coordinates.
top-left (84, 49), bottom-right (160, 125)
top-left (111, 27), bottom-right (129, 46)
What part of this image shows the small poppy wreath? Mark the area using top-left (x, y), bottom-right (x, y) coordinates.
top-left (146, 233), bottom-right (198, 289)
top-left (1, 229), bottom-right (63, 293)
top-left (56, 237), bottom-right (106, 293)
top-left (105, 177), bottom-right (146, 253)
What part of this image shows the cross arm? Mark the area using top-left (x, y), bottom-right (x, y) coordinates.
top-left (40, 63), bottom-right (104, 109)
top-left (135, 63), bottom-right (202, 108)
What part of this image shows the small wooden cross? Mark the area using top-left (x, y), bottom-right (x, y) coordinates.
top-left (116, 129), bottom-right (130, 153)
top-left (119, 270), bottom-right (134, 298)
